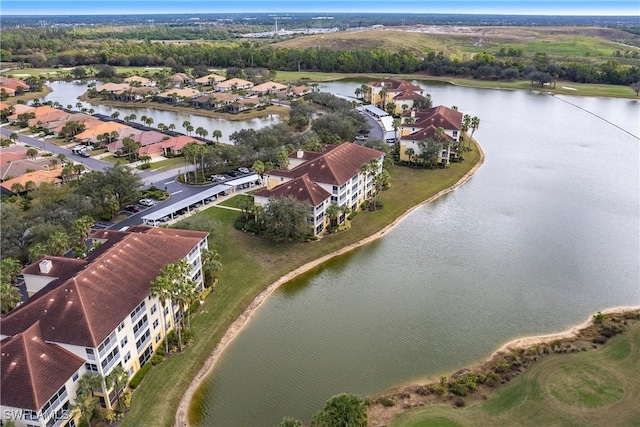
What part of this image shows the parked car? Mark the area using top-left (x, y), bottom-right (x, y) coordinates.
top-left (79, 150), bottom-right (91, 157)
top-left (139, 198), bottom-right (155, 207)
top-left (204, 196), bottom-right (216, 204)
top-left (124, 205), bottom-right (139, 213)
top-left (158, 216), bottom-right (170, 222)
top-left (227, 170), bottom-right (239, 177)
top-left (238, 167), bottom-right (250, 174)
top-left (210, 174), bottom-right (226, 182)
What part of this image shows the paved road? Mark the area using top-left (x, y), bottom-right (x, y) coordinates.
top-left (362, 112), bottom-right (384, 141)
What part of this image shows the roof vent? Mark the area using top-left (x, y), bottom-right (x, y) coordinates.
top-left (39, 259), bottom-right (53, 274)
top-left (297, 149), bottom-right (304, 159)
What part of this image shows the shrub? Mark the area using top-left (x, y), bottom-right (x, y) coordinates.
top-left (138, 163), bottom-right (151, 170)
top-left (120, 390), bottom-right (132, 409)
top-left (454, 398), bottom-right (466, 408)
top-left (200, 286), bottom-right (213, 300)
top-left (379, 397), bottom-right (396, 407)
top-left (129, 363), bottom-right (152, 389)
top-left (592, 335), bottom-right (607, 344)
top-left (485, 371), bottom-right (501, 387)
top-left (494, 360), bottom-right (510, 373)
top-left (150, 355), bottom-right (164, 365)
top-left (415, 385), bottom-right (429, 395)
top-left (347, 211), bottom-right (358, 220)
top-left (306, 235), bottom-right (319, 241)
top-left (154, 345), bottom-right (166, 357)
top-left (593, 311), bottom-right (606, 323)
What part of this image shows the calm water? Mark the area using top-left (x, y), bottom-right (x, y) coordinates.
top-left (40, 80), bottom-right (280, 143)
top-left (194, 81), bottom-right (640, 426)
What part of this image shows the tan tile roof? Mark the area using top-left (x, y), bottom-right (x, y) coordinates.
top-left (0, 158), bottom-right (50, 180)
top-left (0, 76), bottom-right (30, 91)
top-left (1, 228), bottom-right (207, 347)
top-left (268, 143), bottom-right (384, 186)
top-left (0, 170), bottom-right (61, 193)
top-left (370, 77), bottom-right (422, 93)
top-left (1, 321), bottom-right (84, 411)
top-left (255, 174), bottom-right (331, 207)
top-left (251, 81), bottom-right (287, 92)
top-left (157, 88), bottom-right (201, 98)
top-left (95, 83), bottom-right (130, 93)
top-left (216, 78), bottom-right (253, 89)
top-left (194, 73), bottom-right (226, 84)
top-left (75, 122), bottom-right (133, 141)
top-left (124, 76), bottom-right (152, 85)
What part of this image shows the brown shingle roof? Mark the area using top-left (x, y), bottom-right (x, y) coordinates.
top-left (1, 321), bottom-right (84, 410)
top-left (401, 124), bottom-right (454, 142)
top-left (268, 143), bottom-right (384, 186)
top-left (255, 174), bottom-right (331, 207)
top-left (1, 228), bottom-right (207, 347)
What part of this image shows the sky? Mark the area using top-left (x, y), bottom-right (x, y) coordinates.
top-left (1, 0), bottom-right (638, 16)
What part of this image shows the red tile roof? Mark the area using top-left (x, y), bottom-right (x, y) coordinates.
top-left (1, 228), bottom-right (207, 347)
top-left (1, 321), bottom-right (84, 411)
top-left (370, 77), bottom-right (422, 93)
top-left (401, 124), bottom-right (454, 142)
top-left (268, 143), bottom-right (384, 186)
top-left (402, 105), bottom-right (462, 131)
top-left (255, 174), bottom-right (331, 207)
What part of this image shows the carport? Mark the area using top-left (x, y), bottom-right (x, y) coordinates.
top-left (225, 174), bottom-right (261, 192)
top-left (141, 184), bottom-right (231, 226)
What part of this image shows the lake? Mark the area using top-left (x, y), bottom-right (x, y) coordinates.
top-left (193, 81), bottom-right (640, 426)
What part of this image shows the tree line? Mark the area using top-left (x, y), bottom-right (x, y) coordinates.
top-left (2, 27), bottom-right (638, 87)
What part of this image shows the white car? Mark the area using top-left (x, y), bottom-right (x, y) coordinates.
top-left (139, 198), bottom-right (155, 207)
top-left (238, 167), bottom-right (250, 174)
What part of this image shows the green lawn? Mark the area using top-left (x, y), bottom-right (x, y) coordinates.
top-left (217, 194), bottom-right (252, 209)
top-left (1, 66), bottom-right (170, 78)
top-left (142, 156), bottom-right (187, 172)
top-left (119, 145), bottom-right (481, 427)
top-left (390, 321), bottom-right (640, 427)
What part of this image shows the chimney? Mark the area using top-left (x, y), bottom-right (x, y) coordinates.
top-left (296, 149), bottom-right (304, 159)
top-left (39, 259), bottom-right (53, 274)
top-left (410, 110), bottom-right (415, 118)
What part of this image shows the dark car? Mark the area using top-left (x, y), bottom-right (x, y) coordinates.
top-left (124, 205), bottom-right (139, 213)
top-left (227, 170), bottom-right (239, 177)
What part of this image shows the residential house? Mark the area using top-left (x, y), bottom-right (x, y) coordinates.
top-left (95, 83), bottom-right (131, 95)
top-left (137, 135), bottom-right (205, 158)
top-left (74, 122), bottom-right (134, 145)
top-left (0, 76), bottom-right (30, 96)
top-left (154, 88), bottom-right (201, 104)
top-left (248, 81), bottom-right (287, 96)
top-left (107, 130), bottom-right (167, 153)
top-left (194, 73), bottom-right (226, 85)
top-left (278, 85), bottom-right (312, 99)
top-left (124, 76), bottom-right (155, 87)
top-left (0, 169), bottom-right (62, 194)
top-left (169, 73), bottom-right (193, 87)
top-left (191, 92), bottom-right (238, 110)
top-left (226, 97), bottom-right (259, 114)
top-left (214, 78), bottom-right (254, 92)
top-left (256, 143), bottom-right (385, 235)
top-left (398, 105), bottom-right (463, 166)
top-left (47, 114), bottom-right (101, 137)
top-left (0, 227), bottom-right (209, 426)
top-left (0, 152), bottom-right (52, 182)
top-left (8, 106), bottom-right (58, 125)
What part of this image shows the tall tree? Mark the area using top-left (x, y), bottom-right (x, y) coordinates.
top-left (46, 231), bottom-right (70, 256)
top-left (151, 272), bottom-right (172, 355)
top-left (200, 248), bottom-right (222, 286)
top-left (263, 197), bottom-right (310, 243)
top-left (106, 365), bottom-right (129, 410)
top-left (0, 282), bottom-right (22, 314)
top-left (212, 129), bottom-right (222, 144)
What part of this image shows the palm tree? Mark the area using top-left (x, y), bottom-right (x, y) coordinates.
top-left (49, 158), bottom-right (59, 170)
top-left (151, 273), bottom-right (172, 355)
top-left (129, 113), bottom-right (137, 123)
top-left (470, 116), bottom-right (480, 141)
top-left (73, 163), bottom-right (85, 177)
top-left (186, 125), bottom-right (194, 136)
top-left (75, 102), bottom-right (83, 109)
top-left (47, 231), bottom-right (70, 256)
top-left (200, 248), bottom-right (222, 286)
top-left (10, 183), bottom-right (24, 195)
top-left (57, 152), bottom-right (68, 165)
top-left (8, 132), bottom-right (18, 143)
top-left (60, 164), bottom-right (73, 183)
top-left (168, 123), bottom-right (176, 131)
top-left (252, 160), bottom-right (265, 185)
top-left (122, 137), bottom-right (140, 161)
top-left (111, 111), bottom-right (120, 119)
top-left (140, 115), bottom-right (148, 125)
top-left (106, 366), bottom-right (129, 410)
top-left (1, 258), bottom-right (23, 286)
top-left (174, 277), bottom-right (199, 330)
top-left (326, 203), bottom-right (340, 229)
top-left (212, 129), bottom-right (222, 145)
top-left (182, 120), bottom-right (191, 133)
top-left (195, 127), bottom-right (207, 139)
top-left (1, 282), bottom-right (22, 314)
top-left (26, 147), bottom-right (38, 159)
top-left (404, 147), bottom-right (415, 167)
top-left (71, 215), bottom-right (94, 250)
top-left (73, 373), bottom-right (103, 426)
top-left (392, 118), bottom-right (401, 143)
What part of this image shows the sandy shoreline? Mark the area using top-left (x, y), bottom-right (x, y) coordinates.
top-left (174, 144), bottom-right (486, 426)
top-left (489, 305), bottom-right (640, 359)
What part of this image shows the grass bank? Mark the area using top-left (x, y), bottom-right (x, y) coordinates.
top-left (119, 145), bottom-right (481, 427)
top-left (276, 71), bottom-right (639, 99)
top-left (386, 310), bottom-right (640, 427)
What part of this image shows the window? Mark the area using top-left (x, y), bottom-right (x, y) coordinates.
top-left (150, 304), bottom-right (157, 315)
top-left (85, 348), bottom-right (95, 360)
top-left (164, 306), bottom-right (169, 316)
top-left (133, 314), bottom-right (148, 337)
top-left (136, 329), bottom-right (151, 352)
top-left (121, 336), bottom-right (128, 348)
top-left (98, 331), bottom-right (117, 358)
top-left (85, 363), bottom-right (98, 373)
top-left (100, 347), bottom-right (120, 370)
top-left (124, 351), bottom-right (131, 363)
top-left (41, 385), bottom-right (67, 419)
top-left (117, 322), bottom-right (125, 332)
top-left (156, 334), bottom-right (161, 343)
top-left (72, 372), bottom-right (79, 382)
top-left (138, 345), bottom-right (153, 367)
top-left (153, 319), bottom-right (159, 329)
top-left (130, 300), bottom-right (146, 321)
